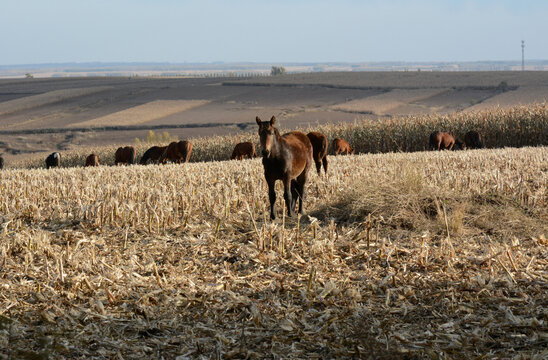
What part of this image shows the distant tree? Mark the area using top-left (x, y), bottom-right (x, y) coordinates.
top-left (25, 73), bottom-right (34, 79)
top-left (271, 66), bottom-right (286, 76)
top-left (497, 81), bottom-right (509, 92)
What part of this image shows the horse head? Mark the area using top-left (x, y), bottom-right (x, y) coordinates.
top-left (256, 116), bottom-right (278, 158)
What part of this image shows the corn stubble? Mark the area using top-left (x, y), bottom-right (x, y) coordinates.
top-left (1, 134), bottom-right (547, 356)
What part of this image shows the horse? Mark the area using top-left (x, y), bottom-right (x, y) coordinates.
top-left (429, 131), bottom-right (466, 151)
top-left (306, 131), bottom-right (328, 175)
top-left (45, 152), bottom-right (61, 169)
top-left (231, 142), bottom-right (257, 160)
top-left (161, 141), bottom-right (192, 164)
top-left (115, 146), bottom-right (136, 165)
top-left (140, 145), bottom-right (168, 164)
top-left (0, 156), bottom-right (3, 169)
top-left (332, 138), bottom-right (354, 155)
top-left (85, 154), bottom-right (99, 167)
top-left (256, 116), bottom-right (313, 220)
top-left (464, 130), bottom-right (484, 149)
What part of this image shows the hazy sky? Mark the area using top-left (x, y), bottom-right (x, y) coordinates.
top-left (1, 0), bottom-right (546, 65)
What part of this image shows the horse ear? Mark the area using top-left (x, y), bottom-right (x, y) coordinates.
top-left (270, 116), bottom-right (276, 125)
top-left (256, 116), bottom-right (261, 125)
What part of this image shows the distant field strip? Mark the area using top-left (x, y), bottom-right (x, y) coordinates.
top-left (332, 88), bottom-right (447, 115)
top-left (69, 100), bottom-right (209, 128)
top-left (465, 86), bottom-right (548, 112)
top-left (0, 86), bottom-right (113, 117)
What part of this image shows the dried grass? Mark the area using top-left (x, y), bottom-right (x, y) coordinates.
top-left (0, 146), bottom-right (546, 358)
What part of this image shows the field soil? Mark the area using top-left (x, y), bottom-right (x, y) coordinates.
top-left (1, 72), bottom-right (548, 164)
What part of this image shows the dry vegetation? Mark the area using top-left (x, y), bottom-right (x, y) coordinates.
top-left (10, 103), bottom-right (548, 169)
top-left (0, 141), bottom-right (547, 358)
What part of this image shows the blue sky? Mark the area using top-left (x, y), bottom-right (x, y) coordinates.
top-left (1, 0), bottom-right (546, 65)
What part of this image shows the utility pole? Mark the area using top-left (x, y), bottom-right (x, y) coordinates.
top-left (521, 40), bottom-right (525, 71)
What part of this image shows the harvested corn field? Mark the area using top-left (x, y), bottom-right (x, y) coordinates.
top-left (0, 146), bottom-right (546, 358)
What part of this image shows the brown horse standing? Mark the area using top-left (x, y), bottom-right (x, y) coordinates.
top-left (231, 142), bottom-right (257, 160)
top-left (115, 146), bottom-right (136, 165)
top-left (464, 130), bottom-right (484, 149)
top-left (429, 131), bottom-right (466, 151)
top-left (85, 154), bottom-right (99, 167)
top-left (162, 141), bottom-right (192, 163)
top-left (256, 116), bottom-right (313, 220)
top-left (332, 138), bottom-right (354, 155)
top-left (140, 145), bottom-right (168, 164)
top-left (306, 131), bottom-right (328, 175)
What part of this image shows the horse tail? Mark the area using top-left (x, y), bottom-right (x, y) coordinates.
top-left (319, 136), bottom-right (328, 160)
top-left (129, 149), bottom-right (136, 165)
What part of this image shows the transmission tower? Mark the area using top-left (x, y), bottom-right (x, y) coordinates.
top-left (521, 40), bottom-right (525, 71)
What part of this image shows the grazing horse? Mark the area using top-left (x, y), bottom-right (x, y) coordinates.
top-left (464, 130), bottom-right (484, 149)
top-left (161, 141), bottom-right (192, 164)
top-left (115, 146), bottom-right (136, 165)
top-left (231, 142), bottom-right (257, 160)
top-left (332, 138), bottom-right (354, 155)
top-left (256, 116), bottom-right (313, 220)
top-left (45, 152), bottom-right (61, 169)
top-left (429, 131), bottom-right (466, 151)
top-left (85, 154), bottom-right (99, 167)
top-left (306, 131), bottom-right (328, 175)
top-left (140, 145), bottom-right (168, 164)
top-left (0, 156), bottom-right (3, 169)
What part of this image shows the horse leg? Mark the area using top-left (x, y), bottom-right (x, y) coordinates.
top-left (295, 174), bottom-right (307, 214)
top-left (322, 155), bottom-right (328, 175)
top-left (267, 179), bottom-right (277, 220)
top-left (315, 160), bottom-right (321, 175)
top-left (290, 180), bottom-right (299, 213)
top-left (283, 177), bottom-right (294, 217)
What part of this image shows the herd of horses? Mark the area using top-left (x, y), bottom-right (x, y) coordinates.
top-left (254, 118), bottom-right (484, 220)
top-left (0, 119), bottom-right (484, 221)
top-left (429, 130), bottom-right (484, 151)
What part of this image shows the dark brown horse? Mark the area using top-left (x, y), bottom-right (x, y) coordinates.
top-left (161, 141), bottom-right (192, 164)
top-left (464, 130), bottom-right (484, 149)
top-left (231, 142), bottom-right (257, 160)
top-left (256, 116), bottom-right (313, 220)
top-left (115, 146), bottom-right (136, 165)
top-left (140, 145), bottom-right (168, 164)
top-left (332, 138), bottom-right (354, 155)
top-left (85, 154), bottom-right (99, 167)
top-left (45, 152), bottom-right (61, 169)
top-left (306, 131), bottom-right (328, 175)
top-left (429, 131), bottom-right (466, 151)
